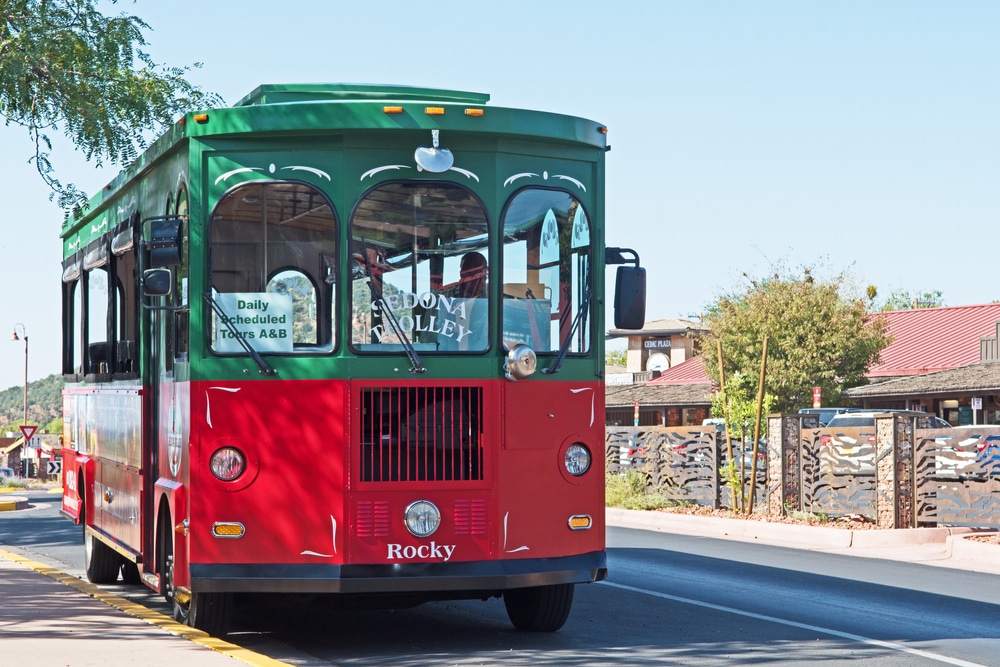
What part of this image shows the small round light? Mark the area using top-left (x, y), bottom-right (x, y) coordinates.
top-left (564, 444), bottom-right (591, 476)
top-left (404, 500), bottom-right (441, 538)
top-left (210, 447), bottom-right (246, 481)
top-left (506, 344), bottom-right (537, 380)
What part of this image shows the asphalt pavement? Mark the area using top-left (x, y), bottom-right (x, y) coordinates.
top-left (1, 492), bottom-right (998, 667)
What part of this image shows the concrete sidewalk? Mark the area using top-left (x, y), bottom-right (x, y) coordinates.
top-left (607, 507), bottom-right (1000, 575)
top-left (0, 549), bottom-right (288, 667)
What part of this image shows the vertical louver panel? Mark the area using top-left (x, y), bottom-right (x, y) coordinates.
top-left (360, 386), bottom-right (484, 482)
top-left (355, 500), bottom-right (390, 537)
top-left (454, 498), bottom-right (488, 535)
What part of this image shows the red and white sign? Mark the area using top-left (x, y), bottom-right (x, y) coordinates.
top-left (19, 425), bottom-right (37, 441)
top-left (812, 387), bottom-right (822, 409)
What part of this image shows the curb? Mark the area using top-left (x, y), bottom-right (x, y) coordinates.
top-left (605, 507), bottom-right (976, 550)
top-left (948, 533), bottom-right (1000, 565)
top-left (0, 496), bottom-right (28, 512)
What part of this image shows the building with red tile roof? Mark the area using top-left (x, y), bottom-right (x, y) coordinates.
top-left (867, 303), bottom-right (1000, 378)
top-left (607, 304), bottom-right (1000, 427)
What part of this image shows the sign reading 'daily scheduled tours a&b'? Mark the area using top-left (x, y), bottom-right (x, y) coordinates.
top-left (214, 292), bottom-right (294, 353)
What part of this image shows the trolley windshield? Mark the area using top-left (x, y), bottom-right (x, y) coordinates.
top-left (350, 182), bottom-right (490, 354)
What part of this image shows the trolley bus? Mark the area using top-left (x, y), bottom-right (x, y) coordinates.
top-left (59, 84), bottom-right (645, 636)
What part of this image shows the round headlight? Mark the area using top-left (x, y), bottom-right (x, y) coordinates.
top-left (404, 500), bottom-right (441, 538)
top-left (210, 447), bottom-right (246, 481)
top-left (564, 444), bottom-right (592, 476)
top-left (506, 344), bottom-right (537, 380)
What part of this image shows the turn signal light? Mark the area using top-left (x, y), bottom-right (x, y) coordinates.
top-left (212, 522), bottom-right (245, 538)
top-left (568, 515), bottom-right (592, 530)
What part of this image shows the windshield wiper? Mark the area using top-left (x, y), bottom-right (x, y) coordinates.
top-left (361, 241), bottom-right (426, 374)
top-left (542, 284), bottom-right (592, 375)
top-left (204, 293), bottom-right (276, 376)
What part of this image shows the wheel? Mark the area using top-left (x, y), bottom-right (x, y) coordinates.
top-left (161, 519), bottom-right (232, 636)
top-left (120, 560), bottom-right (141, 585)
top-left (503, 583), bottom-right (575, 632)
top-left (82, 485), bottom-right (122, 584)
top-left (84, 529), bottom-right (122, 583)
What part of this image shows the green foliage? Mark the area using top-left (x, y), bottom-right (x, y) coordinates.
top-left (605, 349), bottom-right (627, 367)
top-left (702, 266), bottom-right (891, 414)
top-left (878, 288), bottom-right (945, 311)
top-left (784, 502), bottom-right (829, 524)
top-left (0, 0), bottom-right (223, 213)
top-left (0, 474), bottom-right (27, 488)
top-left (605, 471), bottom-right (688, 511)
top-left (0, 373), bottom-right (62, 432)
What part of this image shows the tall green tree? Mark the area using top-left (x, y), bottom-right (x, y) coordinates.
top-left (0, 0), bottom-right (222, 213)
top-left (878, 288), bottom-right (945, 311)
top-left (702, 267), bottom-right (891, 414)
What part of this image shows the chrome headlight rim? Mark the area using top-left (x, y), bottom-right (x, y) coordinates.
top-left (564, 443), bottom-right (592, 476)
top-left (404, 499), bottom-right (442, 538)
top-left (210, 446), bottom-right (246, 481)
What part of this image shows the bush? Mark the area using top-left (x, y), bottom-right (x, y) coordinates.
top-left (606, 470), bottom-right (683, 511)
top-left (0, 474), bottom-right (27, 489)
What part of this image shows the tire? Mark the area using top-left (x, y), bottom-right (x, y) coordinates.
top-left (82, 485), bottom-right (122, 585)
top-left (503, 583), bottom-right (575, 632)
top-left (162, 518), bottom-right (232, 636)
top-left (120, 560), bottom-right (141, 585)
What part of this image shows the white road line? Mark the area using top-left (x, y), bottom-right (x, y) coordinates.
top-left (600, 580), bottom-right (987, 667)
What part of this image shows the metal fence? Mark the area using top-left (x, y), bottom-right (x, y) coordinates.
top-left (607, 417), bottom-right (1000, 529)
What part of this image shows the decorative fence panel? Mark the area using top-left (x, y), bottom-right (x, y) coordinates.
top-left (605, 426), bottom-right (720, 507)
top-left (915, 427), bottom-right (1000, 527)
top-left (801, 427), bottom-right (877, 517)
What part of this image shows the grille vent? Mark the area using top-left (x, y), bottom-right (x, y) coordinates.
top-left (360, 386), bottom-right (484, 483)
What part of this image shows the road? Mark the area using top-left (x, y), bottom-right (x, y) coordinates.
top-left (3, 489), bottom-right (999, 666)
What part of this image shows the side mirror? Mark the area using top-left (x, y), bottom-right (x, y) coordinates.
top-left (148, 217), bottom-right (183, 267)
top-left (613, 265), bottom-right (646, 330)
top-left (606, 246), bottom-right (646, 330)
top-left (143, 268), bottom-right (173, 297)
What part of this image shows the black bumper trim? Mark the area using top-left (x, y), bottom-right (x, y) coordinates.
top-left (190, 551), bottom-right (608, 594)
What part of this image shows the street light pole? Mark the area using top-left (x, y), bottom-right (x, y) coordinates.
top-left (10, 323), bottom-right (27, 427)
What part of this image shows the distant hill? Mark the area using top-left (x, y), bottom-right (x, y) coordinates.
top-left (0, 374), bottom-right (62, 434)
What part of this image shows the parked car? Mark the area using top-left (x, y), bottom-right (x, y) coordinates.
top-left (825, 410), bottom-right (951, 429)
top-left (798, 407), bottom-right (865, 427)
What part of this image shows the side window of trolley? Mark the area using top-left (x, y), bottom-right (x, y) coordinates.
top-left (84, 241), bottom-right (111, 376)
top-left (501, 189), bottom-right (592, 355)
top-left (172, 189), bottom-right (190, 366)
top-left (110, 212), bottom-right (139, 376)
top-left (350, 181), bottom-right (490, 353)
top-left (61, 254), bottom-right (83, 378)
top-left (208, 181), bottom-right (337, 353)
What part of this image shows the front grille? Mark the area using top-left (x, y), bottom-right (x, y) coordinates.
top-left (360, 386), bottom-right (484, 482)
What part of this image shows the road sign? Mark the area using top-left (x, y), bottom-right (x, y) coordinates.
top-left (19, 425), bottom-right (37, 441)
top-left (812, 387), bottom-right (822, 408)
top-left (47, 461), bottom-right (61, 476)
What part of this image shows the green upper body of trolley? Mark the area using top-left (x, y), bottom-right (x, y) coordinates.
top-left (59, 84), bottom-right (622, 384)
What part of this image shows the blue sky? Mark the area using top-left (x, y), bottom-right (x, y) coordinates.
top-left (1, 0), bottom-right (997, 389)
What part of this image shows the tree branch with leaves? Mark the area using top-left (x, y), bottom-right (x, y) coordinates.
top-left (0, 0), bottom-right (222, 214)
